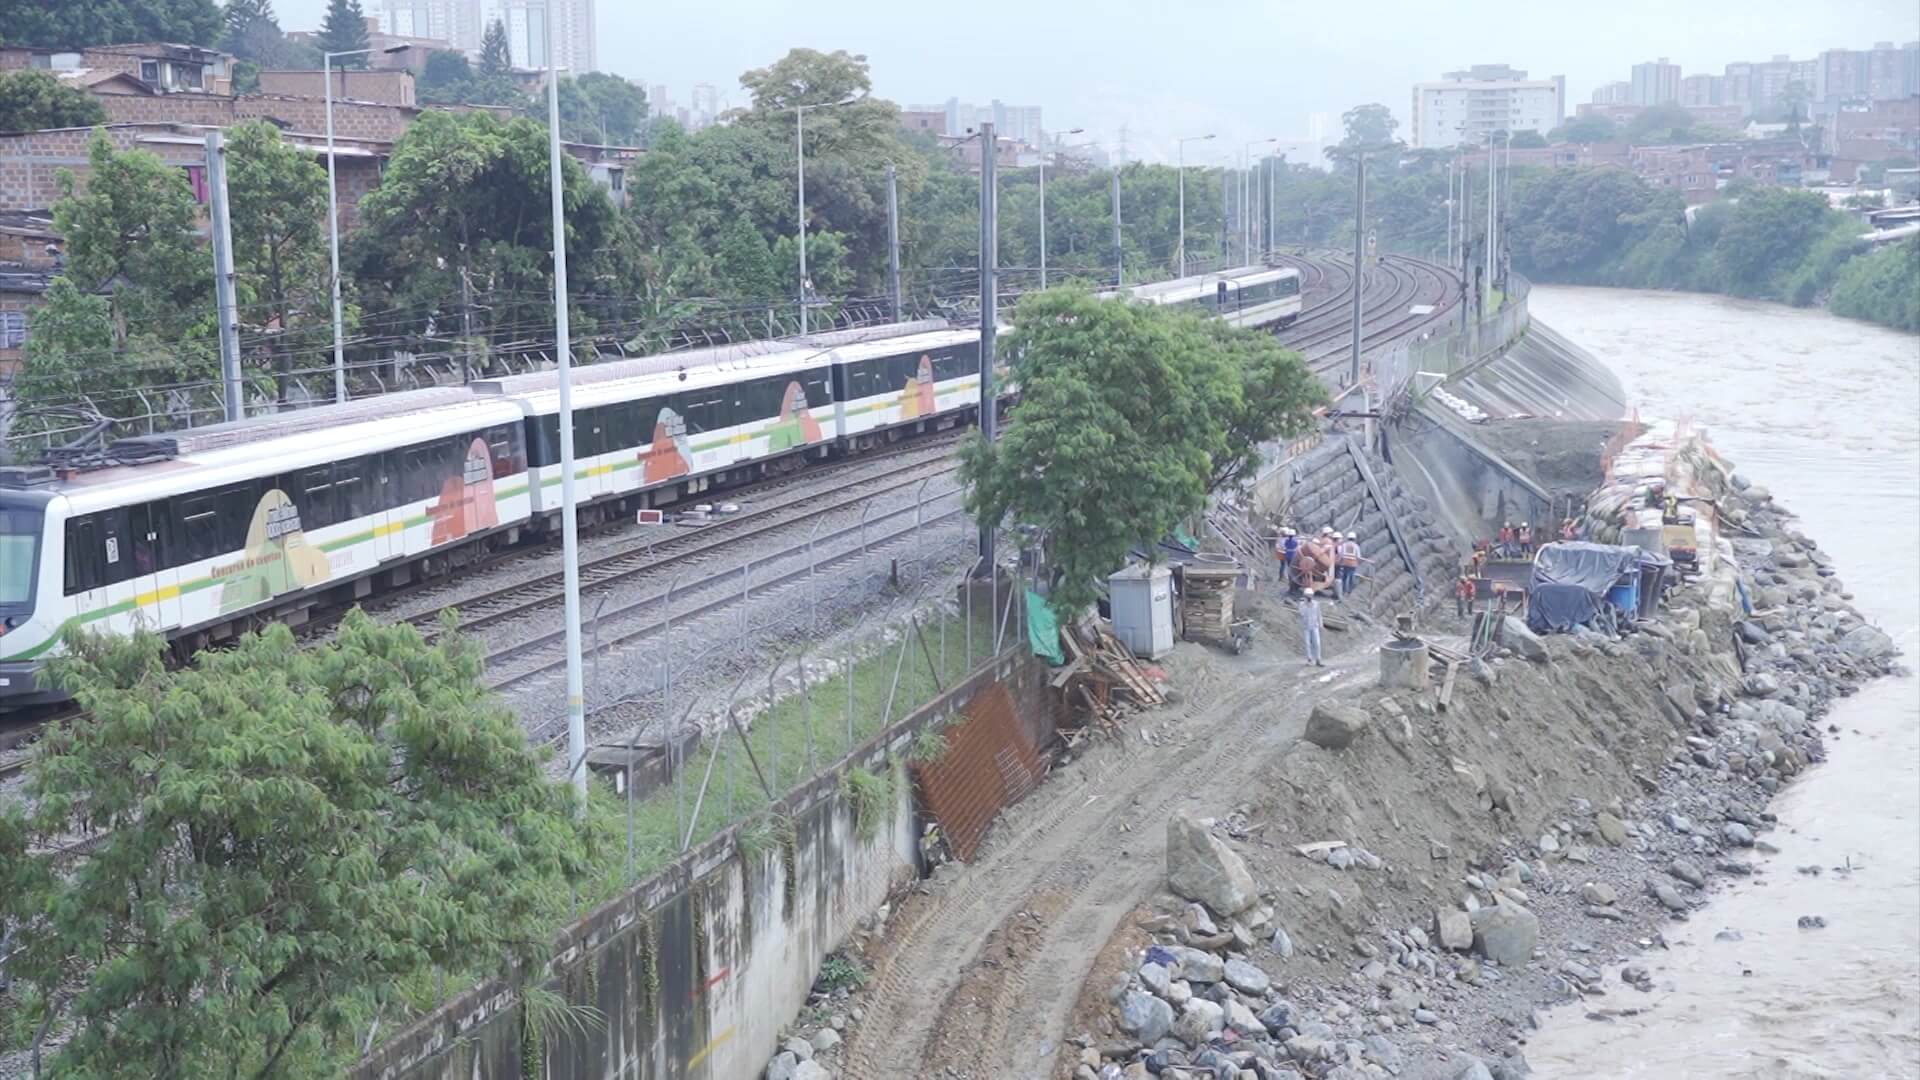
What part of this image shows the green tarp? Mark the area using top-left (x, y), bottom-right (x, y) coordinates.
top-left (1025, 590), bottom-right (1064, 664)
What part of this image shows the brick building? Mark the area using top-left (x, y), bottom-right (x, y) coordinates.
top-left (256, 69), bottom-right (418, 107)
top-left (0, 43), bottom-right (231, 95)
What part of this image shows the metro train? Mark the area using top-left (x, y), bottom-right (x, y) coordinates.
top-left (0, 325), bottom-right (984, 705)
top-left (0, 264), bottom-right (1302, 706)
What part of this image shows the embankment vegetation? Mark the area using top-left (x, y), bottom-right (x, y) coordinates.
top-left (1503, 169), bottom-right (1920, 332)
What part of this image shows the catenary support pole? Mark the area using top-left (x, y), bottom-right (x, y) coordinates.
top-left (797, 106), bottom-right (808, 334)
top-left (975, 122), bottom-right (997, 577)
top-left (205, 131), bottom-right (242, 422)
top-left (1038, 154), bottom-right (1047, 289)
top-left (547, 41), bottom-right (588, 796)
top-left (1485, 132), bottom-right (1496, 311)
top-left (323, 56), bottom-right (347, 403)
top-left (886, 163), bottom-right (902, 320)
top-left (1112, 169), bottom-right (1123, 286)
top-left (1350, 152), bottom-right (1366, 388)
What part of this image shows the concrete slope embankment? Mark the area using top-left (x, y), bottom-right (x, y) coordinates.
top-left (1445, 321), bottom-right (1627, 422)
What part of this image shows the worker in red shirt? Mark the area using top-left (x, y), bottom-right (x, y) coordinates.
top-left (1455, 572), bottom-right (1477, 618)
top-left (1496, 522), bottom-right (1514, 557)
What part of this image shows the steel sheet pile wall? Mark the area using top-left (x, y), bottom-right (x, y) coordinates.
top-left (354, 650), bottom-right (1047, 1080)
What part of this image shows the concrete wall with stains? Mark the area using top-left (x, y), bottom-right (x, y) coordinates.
top-left (354, 648), bottom-right (1046, 1080)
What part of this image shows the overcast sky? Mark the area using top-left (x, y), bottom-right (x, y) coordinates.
top-left (283, 0), bottom-right (1917, 161)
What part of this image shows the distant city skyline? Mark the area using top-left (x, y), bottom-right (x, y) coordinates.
top-left (277, 0), bottom-right (1915, 164)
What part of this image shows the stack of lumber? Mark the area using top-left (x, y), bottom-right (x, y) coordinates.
top-left (1055, 618), bottom-right (1167, 734)
top-left (1181, 565), bottom-right (1240, 642)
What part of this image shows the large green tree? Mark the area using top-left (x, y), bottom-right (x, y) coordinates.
top-left (0, 612), bottom-right (594, 1078)
top-left (1829, 236), bottom-right (1920, 331)
top-left (548, 72), bottom-right (649, 145)
top-left (9, 132), bottom-right (216, 442)
top-left (347, 109), bottom-right (641, 365)
top-left (314, 0), bottom-right (369, 66)
top-left (1, 0), bottom-right (221, 49)
top-left (224, 121), bottom-right (331, 404)
top-left (960, 289), bottom-right (1322, 617)
top-left (0, 69), bottom-right (107, 132)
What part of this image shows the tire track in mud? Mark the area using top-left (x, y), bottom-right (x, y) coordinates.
top-left (840, 641), bottom-right (1382, 1080)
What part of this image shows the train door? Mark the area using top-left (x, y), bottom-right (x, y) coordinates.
top-left (127, 502), bottom-right (181, 631)
top-left (61, 513), bottom-right (116, 638)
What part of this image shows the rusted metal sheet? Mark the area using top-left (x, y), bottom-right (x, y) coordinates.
top-left (911, 681), bottom-right (1040, 862)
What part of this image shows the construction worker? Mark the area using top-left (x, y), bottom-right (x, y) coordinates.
top-left (1519, 522), bottom-right (1534, 557)
top-left (1300, 588), bottom-right (1325, 667)
top-left (1281, 528), bottom-right (1301, 596)
top-left (1337, 531), bottom-right (1365, 598)
top-left (1497, 522), bottom-right (1515, 557)
top-left (1455, 571), bottom-right (1477, 618)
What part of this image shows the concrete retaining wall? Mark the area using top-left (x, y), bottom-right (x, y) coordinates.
top-left (1256, 434), bottom-right (1458, 616)
top-left (354, 650), bottom-right (1048, 1080)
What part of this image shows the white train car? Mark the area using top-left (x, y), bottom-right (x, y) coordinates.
top-left (830, 328), bottom-right (985, 447)
top-left (1125, 265), bottom-right (1303, 329)
top-left (0, 395), bottom-right (532, 702)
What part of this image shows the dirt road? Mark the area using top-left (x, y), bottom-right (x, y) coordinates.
top-left (838, 611), bottom-right (1386, 1080)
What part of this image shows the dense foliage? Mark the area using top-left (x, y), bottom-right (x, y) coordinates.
top-left (0, 612), bottom-right (596, 1077)
top-left (0, 69), bottom-right (107, 133)
top-left (1499, 168), bottom-right (1904, 318)
top-left (960, 289), bottom-right (1322, 617)
top-left (0, 0), bottom-right (221, 49)
top-left (1828, 236), bottom-right (1920, 331)
top-left (314, 0), bottom-right (370, 66)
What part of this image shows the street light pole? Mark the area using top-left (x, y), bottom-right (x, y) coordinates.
top-left (543, 43), bottom-right (588, 795)
top-left (1176, 133), bottom-right (1215, 277)
top-left (1243, 138), bottom-right (1276, 264)
top-left (324, 47), bottom-right (372, 404)
top-left (794, 96), bottom-right (859, 336)
top-left (1038, 127), bottom-right (1084, 290)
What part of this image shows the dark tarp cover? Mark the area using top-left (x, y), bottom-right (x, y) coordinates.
top-left (1529, 541), bottom-right (1670, 596)
top-left (1527, 582), bottom-right (1601, 634)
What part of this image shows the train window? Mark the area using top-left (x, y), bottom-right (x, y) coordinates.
top-left (485, 424), bottom-right (524, 476)
top-left (214, 483), bottom-right (258, 554)
top-left (126, 503), bottom-right (161, 577)
top-left (89, 507), bottom-right (131, 587)
top-left (63, 516), bottom-right (101, 594)
top-left (0, 506), bottom-right (40, 606)
top-left (333, 458), bottom-right (372, 520)
top-left (602, 406), bottom-right (639, 456)
top-left (400, 444), bottom-right (442, 505)
top-left (298, 467), bottom-right (337, 529)
top-left (578, 407), bottom-right (607, 458)
top-left (179, 495), bottom-right (221, 564)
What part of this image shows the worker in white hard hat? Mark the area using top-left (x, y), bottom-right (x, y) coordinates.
top-left (1337, 531), bottom-right (1365, 598)
top-left (1299, 588), bottom-right (1324, 667)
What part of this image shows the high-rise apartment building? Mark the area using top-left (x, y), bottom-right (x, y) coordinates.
top-left (910, 98), bottom-right (1045, 144)
top-left (1410, 64), bottom-right (1564, 148)
top-left (368, 0), bottom-right (595, 72)
top-left (1629, 58), bottom-right (1681, 105)
top-left (1591, 81), bottom-right (1632, 105)
top-left (1679, 73), bottom-right (1724, 107)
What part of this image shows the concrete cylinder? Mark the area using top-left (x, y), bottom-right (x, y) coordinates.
top-left (1379, 639), bottom-right (1431, 690)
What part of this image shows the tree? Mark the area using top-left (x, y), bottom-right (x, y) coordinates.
top-left (1829, 236), bottom-right (1920, 331)
top-left (348, 110), bottom-right (641, 365)
top-left (479, 18), bottom-right (513, 77)
top-left (1325, 103), bottom-right (1401, 164)
top-left (0, 69), bottom-right (107, 132)
top-left (10, 131), bottom-right (216, 443)
top-left (0, 612), bottom-right (595, 1078)
top-left (1200, 320), bottom-right (1325, 493)
top-left (221, 0), bottom-right (274, 48)
top-left (225, 121), bottom-right (330, 403)
top-left (1710, 187), bottom-right (1834, 297)
top-left (1507, 129), bottom-right (1548, 149)
top-left (715, 214), bottom-right (780, 299)
top-left (546, 72), bottom-right (649, 145)
top-left (959, 289), bottom-right (1321, 617)
top-left (3, 0), bottom-right (222, 49)
top-left (1549, 114), bottom-right (1617, 144)
top-left (415, 48), bottom-right (475, 104)
top-left (315, 0), bottom-right (369, 66)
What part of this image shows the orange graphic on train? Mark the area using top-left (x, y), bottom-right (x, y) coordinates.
top-left (898, 355), bottom-right (936, 419)
top-left (429, 437), bottom-right (501, 544)
top-left (641, 406), bottom-right (693, 484)
top-left (766, 380), bottom-right (824, 452)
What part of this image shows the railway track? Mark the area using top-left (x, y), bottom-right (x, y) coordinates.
top-left (486, 488), bottom-right (969, 696)
top-left (415, 448), bottom-right (963, 644)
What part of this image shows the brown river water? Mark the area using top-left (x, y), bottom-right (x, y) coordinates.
top-left (1523, 287), bottom-right (1920, 1079)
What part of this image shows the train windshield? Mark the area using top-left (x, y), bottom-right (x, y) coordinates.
top-left (0, 504), bottom-right (42, 607)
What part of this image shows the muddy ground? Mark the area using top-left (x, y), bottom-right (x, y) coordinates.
top-left (765, 462), bottom-right (1899, 1080)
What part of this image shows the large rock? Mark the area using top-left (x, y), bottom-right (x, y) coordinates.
top-left (1223, 957), bottom-right (1270, 995)
top-left (1436, 908), bottom-right (1473, 952)
top-left (782, 1036), bottom-right (814, 1062)
top-left (1172, 999), bottom-right (1225, 1047)
top-left (791, 1063), bottom-right (833, 1080)
top-left (1138, 961), bottom-right (1172, 997)
top-left (767, 1051), bottom-right (799, 1080)
top-left (1118, 990), bottom-right (1174, 1044)
top-left (808, 1028), bottom-right (841, 1053)
top-left (1595, 812), bottom-right (1628, 847)
top-left (1168, 945), bottom-right (1225, 984)
top-left (1839, 625), bottom-right (1896, 660)
top-left (1304, 702), bottom-right (1370, 750)
top-left (1469, 901), bottom-right (1539, 966)
top-left (1166, 814), bottom-right (1258, 916)
top-left (1499, 617), bottom-right (1549, 662)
